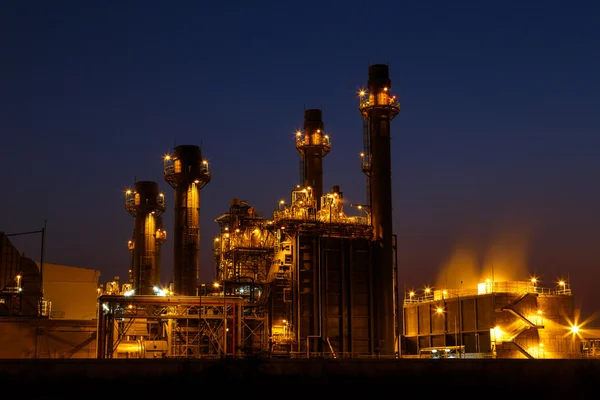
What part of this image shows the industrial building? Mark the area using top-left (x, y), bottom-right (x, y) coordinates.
top-left (96, 63), bottom-right (401, 359)
top-left (401, 279), bottom-right (582, 359)
top-left (0, 64), bottom-right (592, 360)
top-left (0, 233), bottom-right (98, 358)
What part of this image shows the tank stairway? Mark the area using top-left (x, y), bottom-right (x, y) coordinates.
top-left (502, 307), bottom-right (544, 328)
top-left (509, 341), bottom-right (535, 359)
top-left (495, 290), bottom-right (533, 312)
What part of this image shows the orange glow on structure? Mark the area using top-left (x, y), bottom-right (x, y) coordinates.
top-left (436, 224), bottom-right (534, 289)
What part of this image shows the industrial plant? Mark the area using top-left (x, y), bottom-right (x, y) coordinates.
top-left (0, 65), bottom-right (597, 361)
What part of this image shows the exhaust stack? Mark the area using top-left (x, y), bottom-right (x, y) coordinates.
top-left (164, 145), bottom-right (211, 296)
top-left (125, 181), bottom-right (167, 295)
top-left (358, 64), bottom-right (400, 355)
top-left (295, 109), bottom-right (331, 210)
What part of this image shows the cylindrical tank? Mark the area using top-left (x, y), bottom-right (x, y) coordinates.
top-left (164, 145), bottom-right (211, 296)
top-left (125, 181), bottom-right (166, 295)
top-left (155, 215), bottom-right (166, 287)
top-left (115, 340), bottom-right (144, 358)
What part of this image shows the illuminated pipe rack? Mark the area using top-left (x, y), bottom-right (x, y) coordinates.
top-left (96, 294), bottom-right (249, 359)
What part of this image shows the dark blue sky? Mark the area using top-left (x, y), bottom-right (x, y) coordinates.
top-left (2, 1), bottom-right (599, 318)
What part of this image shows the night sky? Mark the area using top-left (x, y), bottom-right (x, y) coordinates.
top-left (2, 1), bottom-right (599, 319)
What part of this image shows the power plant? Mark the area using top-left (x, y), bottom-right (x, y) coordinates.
top-left (0, 64), bottom-right (597, 363)
top-left (95, 64), bottom-right (402, 358)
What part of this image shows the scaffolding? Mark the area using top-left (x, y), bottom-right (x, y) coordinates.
top-left (96, 295), bottom-right (268, 359)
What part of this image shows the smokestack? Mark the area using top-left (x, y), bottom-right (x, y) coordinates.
top-left (295, 108), bottom-right (331, 210)
top-left (164, 145), bottom-right (211, 296)
top-left (358, 64), bottom-right (400, 355)
top-left (125, 181), bottom-right (166, 295)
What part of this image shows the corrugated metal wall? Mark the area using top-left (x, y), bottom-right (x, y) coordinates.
top-left (296, 234), bottom-right (373, 355)
top-left (0, 233), bottom-right (20, 291)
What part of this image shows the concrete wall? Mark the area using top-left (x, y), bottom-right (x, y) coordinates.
top-left (0, 318), bottom-right (96, 358)
top-left (40, 263), bottom-right (100, 320)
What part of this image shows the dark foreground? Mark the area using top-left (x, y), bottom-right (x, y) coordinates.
top-left (1, 358), bottom-right (597, 398)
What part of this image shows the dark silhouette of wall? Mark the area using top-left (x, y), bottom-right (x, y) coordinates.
top-left (0, 358), bottom-right (597, 397)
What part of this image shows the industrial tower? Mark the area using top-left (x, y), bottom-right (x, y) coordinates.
top-left (125, 181), bottom-right (167, 295)
top-left (164, 145), bottom-right (211, 296)
top-left (358, 64), bottom-right (400, 355)
top-left (295, 109), bottom-right (331, 210)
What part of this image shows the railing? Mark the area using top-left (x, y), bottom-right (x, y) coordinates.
top-left (404, 283), bottom-right (572, 304)
top-left (289, 352), bottom-right (398, 359)
top-left (359, 94), bottom-right (400, 111)
top-left (295, 135), bottom-right (332, 150)
top-left (273, 208), bottom-right (370, 226)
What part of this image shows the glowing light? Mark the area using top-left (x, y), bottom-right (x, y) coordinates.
top-left (424, 287), bottom-right (431, 294)
top-left (409, 291), bottom-right (415, 297)
top-left (436, 307), bottom-right (444, 314)
top-left (194, 180), bottom-right (200, 184)
top-left (571, 325), bottom-right (579, 334)
top-left (126, 190), bottom-right (131, 195)
top-left (359, 90), bottom-right (366, 96)
top-left (213, 282), bottom-right (220, 288)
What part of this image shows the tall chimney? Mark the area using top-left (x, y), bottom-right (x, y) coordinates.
top-left (358, 64), bottom-right (400, 355)
top-left (164, 145), bottom-right (211, 296)
top-left (125, 181), bottom-right (166, 295)
top-left (295, 109), bottom-right (331, 210)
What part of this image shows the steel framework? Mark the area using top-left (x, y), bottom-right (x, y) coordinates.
top-left (96, 295), bottom-right (268, 358)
